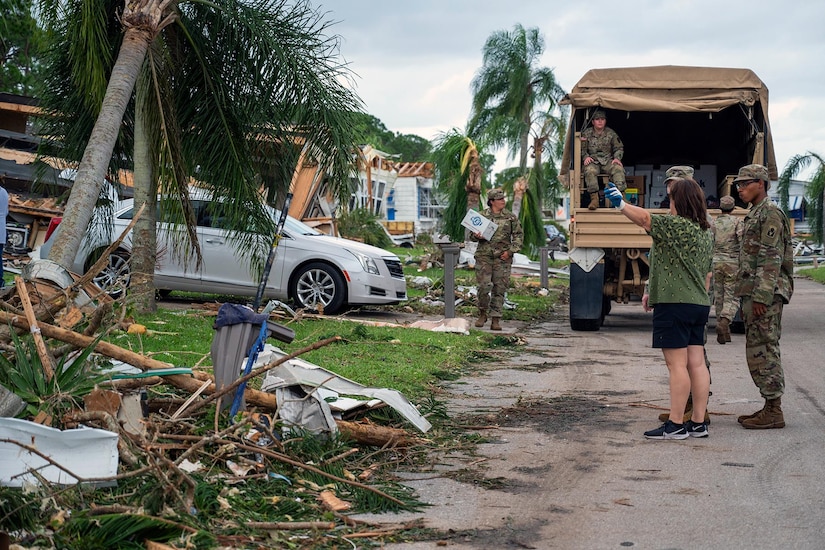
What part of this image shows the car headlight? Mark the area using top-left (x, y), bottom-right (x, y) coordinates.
top-left (349, 251), bottom-right (380, 275)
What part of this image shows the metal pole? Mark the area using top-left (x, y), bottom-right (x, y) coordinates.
top-left (539, 246), bottom-right (549, 289)
top-left (440, 243), bottom-right (461, 318)
top-left (253, 193), bottom-right (293, 311)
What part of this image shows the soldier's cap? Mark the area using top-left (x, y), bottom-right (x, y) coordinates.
top-left (719, 195), bottom-right (736, 211)
top-left (592, 109), bottom-right (606, 120)
top-left (487, 188), bottom-right (506, 201)
top-left (664, 165), bottom-right (694, 183)
top-left (733, 163), bottom-right (769, 183)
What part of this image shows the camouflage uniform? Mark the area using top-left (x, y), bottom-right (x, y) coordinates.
top-left (734, 195), bottom-right (794, 400)
top-left (581, 125), bottom-right (626, 192)
top-left (472, 206), bottom-right (523, 318)
top-left (712, 208), bottom-right (742, 323)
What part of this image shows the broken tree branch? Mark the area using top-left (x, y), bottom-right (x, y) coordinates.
top-left (0, 310), bottom-right (278, 409)
top-left (180, 335), bottom-right (342, 417)
top-left (216, 438), bottom-right (407, 507)
top-left (69, 202), bottom-right (146, 294)
top-left (245, 521), bottom-right (335, 530)
top-left (14, 276), bottom-right (56, 381)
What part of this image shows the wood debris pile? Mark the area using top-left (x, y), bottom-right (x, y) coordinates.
top-left (0, 258), bottom-right (428, 548)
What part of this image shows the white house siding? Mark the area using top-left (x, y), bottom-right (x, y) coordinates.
top-left (385, 162), bottom-right (441, 234)
top-left (387, 176), bottom-right (418, 222)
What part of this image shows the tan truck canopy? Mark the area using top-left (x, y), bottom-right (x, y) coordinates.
top-left (560, 65), bottom-right (777, 182)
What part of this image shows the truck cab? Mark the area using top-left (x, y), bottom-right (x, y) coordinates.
top-left (559, 66), bottom-right (777, 331)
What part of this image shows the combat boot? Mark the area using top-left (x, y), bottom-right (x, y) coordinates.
top-left (716, 318), bottom-right (731, 344)
top-left (737, 400), bottom-right (766, 424)
top-left (742, 397), bottom-right (785, 429)
top-left (588, 192), bottom-right (600, 210)
top-left (474, 312), bottom-right (488, 328)
top-left (490, 317), bottom-right (502, 331)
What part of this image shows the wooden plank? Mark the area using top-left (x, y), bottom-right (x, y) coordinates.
top-left (0, 101), bottom-right (41, 115)
top-left (571, 205), bottom-right (748, 250)
top-left (15, 276), bottom-right (56, 381)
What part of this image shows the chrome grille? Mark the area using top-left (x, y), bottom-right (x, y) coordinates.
top-left (383, 258), bottom-right (404, 279)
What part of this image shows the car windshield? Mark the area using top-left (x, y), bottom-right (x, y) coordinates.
top-left (273, 210), bottom-right (323, 236)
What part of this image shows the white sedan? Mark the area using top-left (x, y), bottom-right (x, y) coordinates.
top-left (42, 193), bottom-right (407, 314)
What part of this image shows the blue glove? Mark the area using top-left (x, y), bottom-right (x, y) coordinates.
top-left (604, 183), bottom-right (625, 210)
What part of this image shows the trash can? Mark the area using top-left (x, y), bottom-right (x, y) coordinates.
top-left (210, 303), bottom-right (295, 411)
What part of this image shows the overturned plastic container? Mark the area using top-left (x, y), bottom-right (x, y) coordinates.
top-left (210, 304), bottom-right (294, 410)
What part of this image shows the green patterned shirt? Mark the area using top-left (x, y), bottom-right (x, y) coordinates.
top-left (647, 214), bottom-right (713, 306)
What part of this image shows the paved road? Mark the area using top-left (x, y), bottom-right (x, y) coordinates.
top-left (363, 276), bottom-right (825, 549)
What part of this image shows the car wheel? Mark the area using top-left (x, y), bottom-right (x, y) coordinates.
top-left (290, 262), bottom-right (346, 314)
top-left (87, 249), bottom-right (131, 298)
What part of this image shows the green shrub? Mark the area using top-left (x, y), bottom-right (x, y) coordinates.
top-left (336, 208), bottom-right (393, 248)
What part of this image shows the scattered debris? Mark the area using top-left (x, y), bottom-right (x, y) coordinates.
top-left (0, 417), bottom-right (119, 487)
top-left (408, 318), bottom-right (470, 335)
top-left (0, 252), bottom-right (430, 547)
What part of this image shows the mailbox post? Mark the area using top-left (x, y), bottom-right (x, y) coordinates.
top-left (435, 236), bottom-right (464, 318)
top-left (539, 246), bottom-right (550, 289)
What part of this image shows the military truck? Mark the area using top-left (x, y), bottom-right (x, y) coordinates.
top-left (558, 66), bottom-right (778, 331)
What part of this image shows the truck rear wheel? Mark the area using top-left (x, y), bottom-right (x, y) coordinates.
top-left (569, 262), bottom-right (605, 331)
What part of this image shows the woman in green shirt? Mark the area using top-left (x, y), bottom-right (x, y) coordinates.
top-left (605, 178), bottom-right (713, 440)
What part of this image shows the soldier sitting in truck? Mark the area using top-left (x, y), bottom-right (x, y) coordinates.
top-left (581, 109), bottom-right (626, 210)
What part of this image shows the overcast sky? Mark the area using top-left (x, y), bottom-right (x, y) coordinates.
top-left (321, 0), bottom-right (825, 179)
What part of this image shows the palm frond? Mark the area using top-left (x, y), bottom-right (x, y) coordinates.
top-left (0, 330), bottom-right (109, 422)
top-left (779, 151), bottom-right (825, 243)
top-left (468, 24), bottom-right (567, 175)
top-left (519, 177), bottom-right (546, 259)
top-left (58, 513), bottom-right (196, 549)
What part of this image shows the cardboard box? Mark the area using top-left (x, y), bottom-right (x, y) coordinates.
top-left (461, 209), bottom-right (498, 240)
top-left (625, 175), bottom-right (646, 189)
top-left (647, 186), bottom-right (668, 208)
top-left (693, 165), bottom-right (718, 197)
top-left (651, 168), bottom-right (669, 188)
top-left (633, 170), bottom-right (652, 194)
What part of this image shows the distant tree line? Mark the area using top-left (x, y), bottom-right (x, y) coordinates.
top-left (0, 0), bottom-right (47, 95)
top-left (352, 113), bottom-right (431, 162)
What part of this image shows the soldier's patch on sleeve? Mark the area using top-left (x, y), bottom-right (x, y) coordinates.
top-left (761, 220), bottom-right (781, 247)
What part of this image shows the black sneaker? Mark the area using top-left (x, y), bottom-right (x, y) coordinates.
top-left (644, 420), bottom-right (688, 440)
top-left (685, 420), bottom-right (709, 438)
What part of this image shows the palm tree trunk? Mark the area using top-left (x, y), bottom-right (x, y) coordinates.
top-left (47, 28), bottom-right (152, 269)
top-left (511, 176), bottom-right (527, 217)
top-left (515, 117), bottom-right (530, 215)
top-left (466, 154), bottom-right (482, 213)
top-left (129, 75), bottom-right (158, 313)
top-left (519, 130), bottom-right (530, 172)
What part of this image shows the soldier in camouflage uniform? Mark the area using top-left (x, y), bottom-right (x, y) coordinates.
top-left (713, 195), bottom-right (743, 344)
top-left (733, 164), bottom-right (794, 430)
top-left (470, 188), bottom-right (523, 331)
top-left (581, 110), bottom-right (626, 210)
